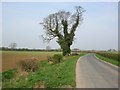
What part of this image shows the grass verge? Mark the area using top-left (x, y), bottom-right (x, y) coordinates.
top-left (95, 54), bottom-right (119, 66)
top-left (2, 53), bottom-right (85, 88)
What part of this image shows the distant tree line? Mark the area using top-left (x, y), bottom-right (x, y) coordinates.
top-left (0, 47), bottom-right (83, 53)
top-left (0, 47), bottom-right (62, 52)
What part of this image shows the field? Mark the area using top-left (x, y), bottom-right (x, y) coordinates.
top-left (2, 51), bottom-right (85, 88)
top-left (2, 51), bottom-right (119, 72)
top-left (2, 51), bottom-right (61, 72)
top-left (2, 50), bottom-right (119, 88)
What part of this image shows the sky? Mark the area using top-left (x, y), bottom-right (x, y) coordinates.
top-left (1, 2), bottom-right (118, 50)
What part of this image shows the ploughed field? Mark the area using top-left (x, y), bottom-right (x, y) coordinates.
top-left (2, 51), bottom-right (61, 71)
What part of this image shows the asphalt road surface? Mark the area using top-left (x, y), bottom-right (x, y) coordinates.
top-left (76, 53), bottom-right (119, 88)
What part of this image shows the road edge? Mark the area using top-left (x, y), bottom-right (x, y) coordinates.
top-left (94, 54), bottom-right (118, 69)
top-left (76, 54), bottom-right (86, 88)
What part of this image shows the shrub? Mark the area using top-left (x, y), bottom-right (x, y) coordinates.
top-left (2, 69), bottom-right (17, 80)
top-left (19, 59), bottom-right (39, 72)
top-left (47, 56), bottom-right (52, 62)
top-left (52, 54), bottom-right (63, 64)
top-left (96, 52), bottom-right (118, 61)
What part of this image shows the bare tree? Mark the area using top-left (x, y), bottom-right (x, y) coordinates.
top-left (9, 43), bottom-right (17, 49)
top-left (40, 6), bottom-right (85, 56)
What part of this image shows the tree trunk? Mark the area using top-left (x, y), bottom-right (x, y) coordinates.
top-left (62, 44), bottom-right (71, 56)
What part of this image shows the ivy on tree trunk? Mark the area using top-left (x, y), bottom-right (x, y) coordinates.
top-left (40, 6), bottom-right (85, 56)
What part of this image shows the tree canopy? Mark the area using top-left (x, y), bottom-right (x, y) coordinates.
top-left (40, 6), bottom-right (85, 56)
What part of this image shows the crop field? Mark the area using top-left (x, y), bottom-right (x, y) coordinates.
top-left (2, 51), bottom-right (61, 72)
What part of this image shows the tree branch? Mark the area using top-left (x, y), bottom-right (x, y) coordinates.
top-left (61, 19), bottom-right (68, 37)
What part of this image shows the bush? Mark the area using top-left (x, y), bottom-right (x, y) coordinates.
top-left (96, 52), bottom-right (118, 61)
top-left (52, 54), bottom-right (63, 64)
top-left (47, 56), bottom-right (52, 62)
top-left (2, 69), bottom-right (17, 80)
top-left (19, 59), bottom-right (40, 72)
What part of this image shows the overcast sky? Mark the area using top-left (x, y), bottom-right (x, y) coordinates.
top-left (2, 2), bottom-right (118, 50)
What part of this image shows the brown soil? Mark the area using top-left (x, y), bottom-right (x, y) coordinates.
top-left (2, 51), bottom-right (54, 72)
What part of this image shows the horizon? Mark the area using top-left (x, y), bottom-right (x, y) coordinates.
top-left (0, 46), bottom-right (118, 51)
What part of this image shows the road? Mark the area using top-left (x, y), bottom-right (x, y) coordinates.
top-left (76, 53), bottom-right (119, 88)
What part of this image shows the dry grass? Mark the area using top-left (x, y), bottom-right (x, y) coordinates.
top-left (2, 51), bottom-right (61, 71)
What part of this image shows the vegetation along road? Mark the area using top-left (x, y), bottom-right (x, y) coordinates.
top-left (76, 53), bottom-right (118, 88)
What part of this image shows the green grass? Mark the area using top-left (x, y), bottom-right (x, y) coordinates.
top-left (2, 53), bottom-right (85, 88)
top-left (95, 54), bottom-right (119, 66)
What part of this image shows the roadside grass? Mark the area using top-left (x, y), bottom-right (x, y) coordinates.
top-left (95, 54), bottom-right (119, 66)
top-left (2, 53), bottom-right (85, 88)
